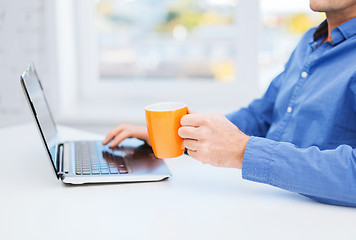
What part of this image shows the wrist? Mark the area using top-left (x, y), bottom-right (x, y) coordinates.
top-left (233, 135), bottom-right (250, 169)
top-left (240, 135), bottom-right (250, 168)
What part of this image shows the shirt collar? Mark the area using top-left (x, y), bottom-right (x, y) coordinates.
top-left (313, 17), bottom-right (356, 46)
top-left (313, 20), bottom-right (328, 42)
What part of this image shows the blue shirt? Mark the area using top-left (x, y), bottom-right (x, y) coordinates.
top-left (227, 18), bottom-right (356, 207)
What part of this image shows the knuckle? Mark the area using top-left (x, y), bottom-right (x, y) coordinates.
top-left (200, 127), bottom-right (210, 138)
top-left (205, 115), bottom-right (216, 125)
top-left (113, 128), bottom-right (121, 135)
top-left (114, 124), bottom-right (123, 130)
top-left (198, 133), bottom-right (206, 142)
top-left (199, 141), bottom-right (207, 150)
top-left (122, 130), bottom-right (131, 138)
top-left (200, 117), bottom-right (209, 126)
top-left (120, 124), bottom-right (128, 129)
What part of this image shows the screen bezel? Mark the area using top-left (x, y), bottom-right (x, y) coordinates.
top-left (20, 64), bottom-right (60, 179)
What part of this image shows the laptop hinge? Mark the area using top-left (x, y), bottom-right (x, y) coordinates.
top-left (62, 142), bottom-right (70, 174)
top-left (57, 143), bottom-right (71, 176)
top-left (57, 143), bottom-right (65, 176)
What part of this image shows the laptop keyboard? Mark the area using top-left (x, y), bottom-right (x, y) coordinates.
top-left (75, 141), bottom-right (129, 175)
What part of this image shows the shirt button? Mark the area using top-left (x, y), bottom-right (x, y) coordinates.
top-left (301, 71), bottom-right (308, 78)
top-left (287, 106), bottom-right (292, 113)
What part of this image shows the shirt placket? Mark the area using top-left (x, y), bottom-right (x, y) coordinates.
top-left (274, 43), bottom-right (328, 141)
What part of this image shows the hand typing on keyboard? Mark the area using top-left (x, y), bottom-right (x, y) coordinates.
top-left (102, 124), bottom-right (150, 148)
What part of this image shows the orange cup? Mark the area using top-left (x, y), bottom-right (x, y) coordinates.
top-left (145, 102), bottom-right (187, 158)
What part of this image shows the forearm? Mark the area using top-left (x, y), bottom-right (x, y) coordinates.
top-left (242, 137), bottom-right (356, 207)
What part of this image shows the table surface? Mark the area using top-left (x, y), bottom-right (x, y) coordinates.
top-left (0, 123), bottom-right (355, 240)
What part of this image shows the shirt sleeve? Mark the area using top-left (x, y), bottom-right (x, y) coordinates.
top-left (242, 136), bottom-right (356, 207)
top-left (226, 71), bottom-right (283, 137)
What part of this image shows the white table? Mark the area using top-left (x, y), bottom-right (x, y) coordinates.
top-left (0, 123), bottom-right (355, 240)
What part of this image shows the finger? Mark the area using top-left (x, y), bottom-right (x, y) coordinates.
top-left (187, 107), bottom-right (196, 114)
top-left (181, 113), bottom-right (205, 127)
top-left (102, 132), bottom-right (115, 145)
top-left (103, 129), bottom-right (119, 145)
top-left (102, 126), bottom-right (125, 145)
top-left (187, 149), bottom-right (198, 159)
top-left (183, 139), bottom-right (199, 151)
top-left (187, 150), bottom-right (206, 165)
top-left (102, 135), bottom-right (114, 145)
top-left (109, 131), bottom-right (131, 148)
top-left (178, 126), bottom-right (200, 140)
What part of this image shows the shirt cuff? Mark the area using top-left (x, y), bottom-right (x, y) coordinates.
top-left (241, 136), bottom-right (278, 184)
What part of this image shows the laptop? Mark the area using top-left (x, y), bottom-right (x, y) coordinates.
top-left (20, 64), bottom-right (171, 184)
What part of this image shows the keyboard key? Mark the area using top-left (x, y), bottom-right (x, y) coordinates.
top-left (99, 162), bottom-right (108, 167)
top-left (75, 141), bottom-right (131, 176)
top-left (91, 166), bottom-right (100, 170)
top-left (119, 169), bottom-right (129, 174)
top-left (109, 168), bottom-right (119, 174)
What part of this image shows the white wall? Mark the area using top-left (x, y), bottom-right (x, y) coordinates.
top-left (0, 0), bottom-right (57, 128)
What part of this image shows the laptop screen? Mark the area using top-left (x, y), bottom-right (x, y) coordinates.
top-left (21, 64), bottom-right (59, 174)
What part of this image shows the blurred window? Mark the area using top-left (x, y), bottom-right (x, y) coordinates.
top-left (259, 0), bottom-right (324, 90)
top-left (96, 0), bottom-right (238, 83)
top-left (65, 0), bottom-right (324, 119)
